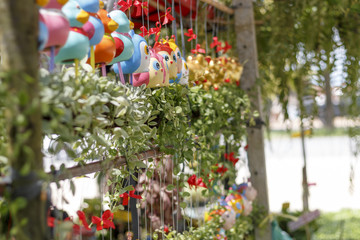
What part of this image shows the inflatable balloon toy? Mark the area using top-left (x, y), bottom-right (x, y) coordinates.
top-left (163, 37), bottom-right (182, 83)
top-left (205, 207), bottom-right (236, 240)
top-left (153, 41), bottom-right (177, 83)
top-left (55, 0), bottom-right (90, 77)
top-left (75, 0), bottom-right (104, 70)
top-left (38, 13), bottom-right (49, 51)
top-left (36, 0), bottom-right (50, 7)
top-left (178, 57), bottom-right (189, 85)
top-left (132, 49), bottom-right (168, 88)
top-left (43, 0), bottom-right (69, 9)
top-left (113, 30), bottom-right (150, 84)
top-left (87, 8), bottom-right (119, 76)
top-left (40, 8), bottom-right (70, 72)
top-left (108, 10), bottom-right (135, 84)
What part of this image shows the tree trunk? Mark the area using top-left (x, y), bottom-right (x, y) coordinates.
top-left (0, 0), bottom-right (46, 239)
top-left (324, 69), bottom-right (334, 129)
top-left (233, 0), bottom-right (271, 239)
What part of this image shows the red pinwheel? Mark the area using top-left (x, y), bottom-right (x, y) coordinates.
top-left (216, 45), bottom-right (222, 53)
top-left (162, 7), bottom-right (175, 25)
top-left (73, 210), bottom-right (91, 231)
top-left (91, 210), bottom-right (115, 231)
top-left (187, 174), bottom-right (207, 189)
top-left (224, 152), bottom-right (239, 166)
top-left (191, 44), bottom-right (205, 54)
top-left (133, 0), bottom-right (149, 16)
top-left (118, 0), bottom-right (132, 12)
top-left (215, 164), bottom-right (228, 176)
top-left (210, 37), bottom-right (221, 49)
top-left (149, 21), bottom-right (161, 41)
top-left (119, 190), bottom-right (142, 206)
top-left (222, 41), bottom-right (232, 53)
top-left (139, 26), bottom-right (149, 37)
top-left (184, 28), bottom-right (197, 42)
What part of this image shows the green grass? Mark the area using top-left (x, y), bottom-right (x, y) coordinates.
top-left (313, 209), bottom-right (360, 240)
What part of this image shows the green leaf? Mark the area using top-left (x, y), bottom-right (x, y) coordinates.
top-left (166, 184), bottom-right (175, 191)
top-left (179, 202), bottom-right (187, 209)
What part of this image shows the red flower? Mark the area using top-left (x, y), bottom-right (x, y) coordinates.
top-left (47, 216), bottom-right (55, 227)
top-left (187, 174), bottom-right (207, 189)
top-left (73, 210), bottom-right (91, 231)
top-left (184, 28), bottom-right (197, 42)
top-left (224, 152), bottom-right (239, 166)
top-left (91, 210), bottom-right (115, 231)
top-left (120, 190), bottom-right (142, 206)
top-left (215, 164), bottom-right (228, 176)
top-left (244, 144), bottom-right (248, 151)
top-left (164, 225), bottom-right (169, 233)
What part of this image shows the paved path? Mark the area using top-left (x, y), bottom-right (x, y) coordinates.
top-left (265, 135), bottom-right (360, 212)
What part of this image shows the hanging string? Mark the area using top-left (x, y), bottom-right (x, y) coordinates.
top-left (49, 46), bottom-right (55, 73)
top-left (150, 160), bottom-right (155, 238)
top-left (159, 157), bottom-right (164, 239)
top-left (194, 0), bottom-right (199, 46)
top-left (175, 155), bottom-right (179, 232)
top-left (179, 0), bottom-right (186, 57)
top-left (171, 156), bottom-right (175, 230)
top-left (164, 0), bottom-right (168, 33)
top-left (144, 158), bottom-right (148, 239)
top-left (227, 13), bottom-right (230, 44)
top-left (171, 0), bottom-right (178, 45)
top-left (189, 0), bottom-right (193, 50)
top-left (127, 171), bottom-right (131, 237)
top-left (100, 174), bottom-right (105, 240)
top-left (204, 3), bottom-right (208, 53)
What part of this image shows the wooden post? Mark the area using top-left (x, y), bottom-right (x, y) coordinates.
top-left (232, 0), bottom-right (271, 239)
top-left (0, 0), bottom-right (46, 239)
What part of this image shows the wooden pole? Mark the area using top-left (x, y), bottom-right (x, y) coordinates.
top-left (0, 1), bottom-right (46, 239)
top-left (232, 0), bottom-right (271, 239)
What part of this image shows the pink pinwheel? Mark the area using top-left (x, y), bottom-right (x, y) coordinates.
top-left (162, 7), bottom-right (175, 25)
top-left (91, 210), bottom-right (115, 231)
top-left (139, 26), bottom-right (149, 37)
top-left (184, 28), bottom-right (197, 42)
top-left (224, 152), bottom-right (239, 166)
top-left (149, 21), bottom-right (161, 41)
top-left (133, 0), bottom-right (149, 16)
top-left (210, 36), bottom-right (221, 49)
top-left (191, 44), bottom-right (205, 54)
top-left (118, 0), bottom-right (132, 11)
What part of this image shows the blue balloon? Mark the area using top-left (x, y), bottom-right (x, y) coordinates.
top-left (38, 20), bottom-right (48, 51)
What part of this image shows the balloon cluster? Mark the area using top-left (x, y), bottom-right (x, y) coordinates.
top-left (204, 182), bottom-right (257, 238)
top-left (187, 54), bottom-right (243, 90)
top-left (37, 0), bottom-right (189, 87)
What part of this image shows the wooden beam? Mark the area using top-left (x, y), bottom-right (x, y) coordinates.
top-left (201, 0), bottom-right (234, 15)
top-left (48, 148), bottom-right (162, 181)
top-left (233, 0), bottom-right (271, 239)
